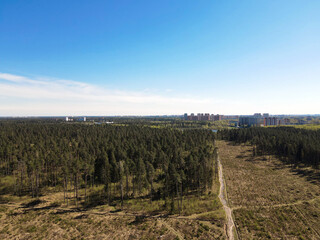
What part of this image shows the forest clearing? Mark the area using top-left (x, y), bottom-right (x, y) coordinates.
top-left (217, 140), bottom-right (320, 239)
top-left (0, 188), bottom-right (226, 239)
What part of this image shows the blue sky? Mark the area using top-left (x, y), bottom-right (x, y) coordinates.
top-left (0, 0), bottom-right (320, 116)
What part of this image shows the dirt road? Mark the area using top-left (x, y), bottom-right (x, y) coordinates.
top-left (218, 156), bottom-right (235, 240)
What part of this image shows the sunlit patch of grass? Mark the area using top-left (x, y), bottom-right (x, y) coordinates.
top-left (123, 198), bottom-right (166, 213)
top-left (180, 194), bottom-right (221, 216)
top-left (0, 175), bottom-right (15, 194)
top-left (288, 124), bottom-right (320, 130)
top-left (196, 209), bottom-right (226, 222)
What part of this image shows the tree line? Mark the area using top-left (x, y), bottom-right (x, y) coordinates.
top-left (218, 127), bottom-right (320, 168)
top-left (0, 122), bottom-right (217, 212)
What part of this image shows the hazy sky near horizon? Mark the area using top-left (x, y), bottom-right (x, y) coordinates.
top-left (1, 0), bottom-right (320, 116)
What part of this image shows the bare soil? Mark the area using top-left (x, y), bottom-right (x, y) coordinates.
top-left (218, 156), bottom-right (235, 240)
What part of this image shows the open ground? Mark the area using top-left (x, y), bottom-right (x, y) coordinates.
top-left (0, 179), bottom-right (226, 240)
top-left (217, 140), bottom-right (320, 239)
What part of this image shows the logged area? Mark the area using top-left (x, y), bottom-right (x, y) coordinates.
top-left (217, 140), bottom-right (320, 239)
top-left (0, 192), bottom-right (225, 239)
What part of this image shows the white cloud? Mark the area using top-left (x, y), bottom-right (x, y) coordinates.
top-left (0, 72), bottom-right (215, 116)
top-left (1, 72), bottom-right (319, 116)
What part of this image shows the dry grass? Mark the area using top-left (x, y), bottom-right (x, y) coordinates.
top-left (217, 140), bottom-right (320, 239)
top-left (0, 183), bottom-right (226, 239)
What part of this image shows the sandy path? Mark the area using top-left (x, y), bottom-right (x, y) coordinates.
top-left (218, 156), bottom-right (235, 240)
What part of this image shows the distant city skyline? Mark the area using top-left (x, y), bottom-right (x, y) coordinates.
top-left (1, 1), bottom-right (320, 116)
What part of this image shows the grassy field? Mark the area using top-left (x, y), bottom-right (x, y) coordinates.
top-left (267, 124), bottom-right (320, 130)
top-left (217, 140), bottom-right (320, 239)
top-left (267, 124), bottom-right (320, 131)
top-left (291, 124), bottom-right (320, 130)
top-left (0, 178), bottom-right (226, 239)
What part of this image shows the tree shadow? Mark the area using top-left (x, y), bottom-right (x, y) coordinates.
top-left (129, 215), bottom-right (148, 225)
top-left (0, 195), bottom-right (10, 204)
top-left (81, 191), bottom-right (109, 209)
top-left (254, 155), bottom-right (320, 186)
top-left (74, 214), bottom-right (88, 219)
top-left (268, 156), bottom-right (320, 185)
top-left (110, 209), bottom-right (122, 213)
top-left (22, 199), bottom-right (44, 208)
top-left (20, 201), bottom-right (61, 214)
top-left (290, 168), bottom-right (320, 185)
top-left (53, 209), bottom-right (82, 215)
